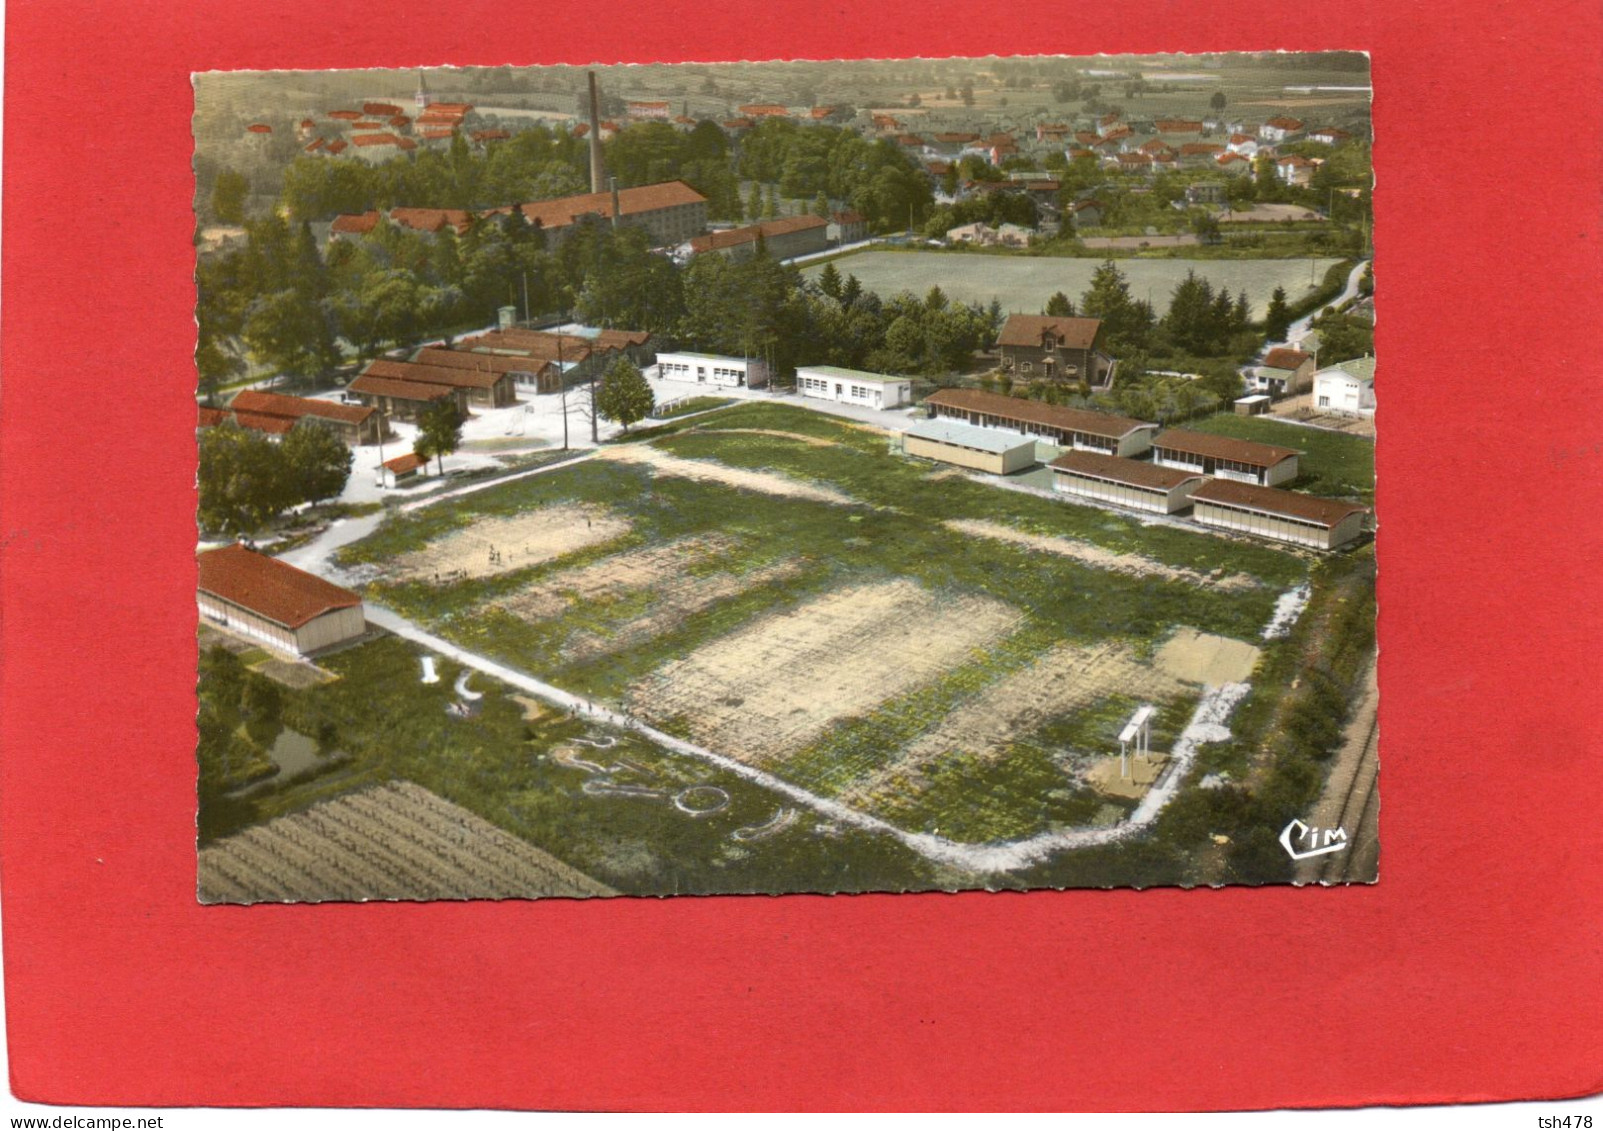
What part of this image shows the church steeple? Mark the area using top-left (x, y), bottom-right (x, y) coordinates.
top-left (415, 70), bottom-right (431, 110)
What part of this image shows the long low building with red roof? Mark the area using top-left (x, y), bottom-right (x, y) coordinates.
top-left (1048, 449), bottom-right (1207, 515)
top-left (345, 372), bottom-right (466, 421)
top-left (226, 390), bottom-right (382, 445)
top-left (198, 544), bottom-right (366, 656)
top-left (923, 388), bottom-right (1157, 457)
top-left (1190, 479), bottom-right (1367, 550)
top-left (1152, 428), bottom-right (1301, 486)
top-left (688, 214), bottom-right (829, 261)
top-left (495, 181), bottom-right (707, 248)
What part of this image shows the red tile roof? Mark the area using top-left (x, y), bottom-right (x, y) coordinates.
top-left (1050, 449), bottom-right (1205, 490)
top-left (247, 124), bottom-right (272, 134)
top-left (738, 104), bottom-right (789, 117)
top-left (998, 314), bottom-right (1103, 351)
top-left (305, 138), bottom-right (326, 153)
top-left (1153, 428), bottom-right (1299, 467)
top-left (299, 118), bottom-right (316, 129)
top-left (383, 452), bottom-right (427, 475)
top-left (1266, 116), bottom-right (1305, 131)
top-left (396, 137), bottom-right (417, 151)
top-left (1230, 133), bottom-right (1255, 145)
top-left (328, 109), bottom-right (362, 120)
top-left (1262, 347), bottom-right (1312, 370)
top-left (688, 214), bottom-right (828, 253)
top-left (326, 139), bottom-right (348, 155)
top-left (831, 210), bottom-right (866, 224)
top-left (418, 127), bottom-right (455, 139)
top-left (471, 129), bottom-right (510, 142)
top-left (347, 373), bottom-right (457, 402)
top-left (1217, 153), bottom-right (1250, 165)
top-left (330, 211), bottom-right (381, 235)
top-left (352, 120), bottom-right (383, 130)
top-left (455, 329), bottom-right (596, 364)
top-left (1154, 119), bottom-right (1204, 133)
top-left (362, 358), bottom-right (509, 391)
top-left (197, 405), bottom-right (228, 428)
top-left (388, 207), bottom-right (474, 235)
top-left (924, 389), bottom-right (1150, 440)
top-left (573, 122), bottom-right (591, 137)
top-left (810, 106), bottom-right (835, 119)
top-left (228, 411), bottom-right (297, 435)
top-left (198, 544), bottom-right (362, 629)
top-left (229, 389), bottom-right (375, 426)
top-left (389, 115), bottom-right (410, 127)
top-left (512, 181), bottom-right (706, 232)
top-left (414, 347), bottom-right (553, 376)
top-left (352, 132), bottom-right (401, 147)
top-left (364, 102), bottom-right (402, 116)
top-left (1191, 479), bottom-right (1366, 527)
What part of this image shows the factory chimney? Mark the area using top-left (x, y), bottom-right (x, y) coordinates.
top-left (609, 176), bottom-right (621, 229)
top-left (587, 71), bottom-right (606, 194)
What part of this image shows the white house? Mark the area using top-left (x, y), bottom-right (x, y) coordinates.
top-left (794, 365), bottom-right (911, 410)
top-left (1260, 116), bottom-right (1305, 142)
top-left (1312, 356), bottom-right (1376, 417)
top-left (655, 351), bottom-right (769, 389)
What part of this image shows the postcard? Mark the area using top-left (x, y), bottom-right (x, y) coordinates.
top-left (191, 53), bottom-right (1377, 902)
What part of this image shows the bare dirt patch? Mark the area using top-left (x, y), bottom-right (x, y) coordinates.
top-left (496, 536), bottom-right (806, 663)
top-left (600, 443), bottom-right (854, 505)
top-left (629, 579), bottom-right (1022, 766)
top-left (698, 427), bottom-right (838, 448)
top-left (1154, 627), bottom-right (1262, 685)
top-left (840, 640), bottom-right (1186, 807)
top-left (944, 518), bottom-right (1259, 591)
top-left (390, 504), bottom-right (631, 583)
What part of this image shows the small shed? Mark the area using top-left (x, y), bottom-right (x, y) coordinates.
top-left (1234, 394), bottom-right (1272, 416)
top-left (382, 451), bottom-right (427, 488)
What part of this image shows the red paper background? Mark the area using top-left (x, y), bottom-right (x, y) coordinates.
top-left (4, 0), bottom-right (1602, 1112)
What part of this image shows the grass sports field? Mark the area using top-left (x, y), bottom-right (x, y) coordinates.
top-left (319, 402), bottom-right (1318, 889)
top-left (802, 252), bottom-right (1346, 319)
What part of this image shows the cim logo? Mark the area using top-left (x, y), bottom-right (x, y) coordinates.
top-left (1279, 818), bottom-right (1349, 860)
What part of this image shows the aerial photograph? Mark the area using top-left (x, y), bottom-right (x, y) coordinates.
top-left (192, 52), bottom-right (1377, 902)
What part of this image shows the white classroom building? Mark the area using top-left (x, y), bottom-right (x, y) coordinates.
top-left (1048, 450), bottom-right (1206, 515)
top-left (793, 365), bottom-right (912, 410)
top-left (1312, 356), bottom-right (1376, 418)
top-left (654, 351), bottom-right (770, 389)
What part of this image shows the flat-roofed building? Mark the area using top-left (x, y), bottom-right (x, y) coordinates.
top-left (655, 351), bottom-right (769, 389)
top-left (1190, 480), bottom-right (1367, 550)
top-left (794, 365), bottom-right (911, 410)
top-left (1049, 450), bottom-right (1206, 514)
top-left (1152, 428), bottom-right (1300, 486)
top-left (923, 388), bottom-right (1156, 457)
top-left (198, 544), bottom-right (366, 656)
top-left (903, 418), bottom-right (1037, 475)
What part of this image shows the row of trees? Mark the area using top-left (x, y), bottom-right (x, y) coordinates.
top-left (198, 420), bottom-right (353, 537)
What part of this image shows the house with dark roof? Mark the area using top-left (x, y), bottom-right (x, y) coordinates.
top-left (1152, 428), bottom-right (1301, 486)
top-left (1191, 479), bottom-right (1367, 549)
top-left (198, 544), bottom-right (366, 656)
top-left (1247, 347), bottom-right (1316, 396)
top-left (996, 314), bottom-right (1116, 388)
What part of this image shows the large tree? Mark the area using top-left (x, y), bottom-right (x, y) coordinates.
top-left (1263, 286), bottom-right (1293, 342)
top-left (198, 421), bottom-right (294, 537)
top-left (595, 357), bottom-right (655, 433)
top-left (413, 398), bottom-right (464, 475)
top-left (281, 421), bottom-right (353, 505)
top-left (211, 168), bottom-right (250, 225)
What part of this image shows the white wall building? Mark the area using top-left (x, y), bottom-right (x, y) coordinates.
top-left (1312, 356), bottom-right (1376, 417)
top-left (655, 351), bottom-right (769, 389)
top-left (794, 365), bottom-right (911, 410)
